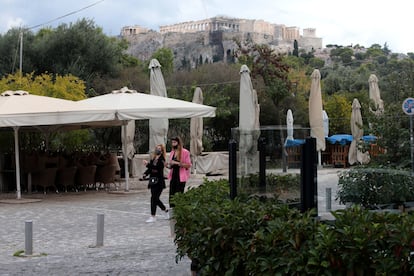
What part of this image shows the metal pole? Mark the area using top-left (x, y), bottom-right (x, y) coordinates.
top-left (318, 150), bottom-right (322, 167)
top-left (300, 137), bottom-right (317, 213)
top-left (229, 139), bottom-right (237, 200)
top-left (410, 115), bottom-right (414, 175)
top-left (14, 127), bottom-right (21, 200)
top-left (96, 213), bottom-right (104, 247)
top-left (19, 31), bottom-right (23, 74)
top-left (122, 124), bottom-right (130, 191)
top-left (25, 220), bottom-right (33, 255)
top-left (326, 188), bottom-right (332, 211)
top-left (258, 137), bottom-right (266, 191)
top-left (280, 124), bottom-right (287, 172)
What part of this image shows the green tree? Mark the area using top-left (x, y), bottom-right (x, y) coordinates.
top-left (322, 66), bottom-right (369, 94)
top-left (329, 47), bottom-right (354, 64)
top-left (0, 28), bottom-right (36, 76)
top-left (235, 42), bottom-right (291, 124)
top-left (308, 57), bottom-right (325, 68)
top-left (150, 47), bottom-right (174, 75)
top-left (0, 72), bottom-right (91, 151)
top-left (165, 63), bottom-right (240, 150)
top-left (367, 103), bottom-right (411, 168)
top-left (324, 94), bottom-right (352, 134)
top-left (0, 72), bottom-right (86, 100)
top-left (366, 44), bottom-right (386, 59)
top-left (26, 19), bottom-right (125, 87)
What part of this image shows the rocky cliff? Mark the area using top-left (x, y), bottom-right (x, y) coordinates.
top-left (124, 30), bottom-right (321, 69)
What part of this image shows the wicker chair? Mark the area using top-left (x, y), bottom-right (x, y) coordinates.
top-left (286, 146), bottom-right (302, 168)
top-left (331, 144), bottom-right (350, 168)
top-left (32, 167), bottom-right (58, 194)
top-left (56, 166), bottom-right (78, 192)
top-left (95, 164), bottom-right (118, 191)
top-left (75, 165), bottom-right (97, 191)
top-left (22, 152), bottom-right (40, 193)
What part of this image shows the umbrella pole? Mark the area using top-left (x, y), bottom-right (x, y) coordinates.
top-left (193, 156), bottom-right (197, 175)
top-left (122, 125), bottom-right (130, 191)
top-left (318, 150), bottom-right (322, 167)
top-left (410, 115), bottom-right (414, 175)
top-left (13, 127), bottom-right (21, 199)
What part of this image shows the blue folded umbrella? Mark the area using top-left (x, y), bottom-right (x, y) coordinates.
top-left (362, 135), bottom-right (377, 143)
top-left (326, 134), bottom-right (353, 145)
top-left (284, 139), bottom-right (305, 147)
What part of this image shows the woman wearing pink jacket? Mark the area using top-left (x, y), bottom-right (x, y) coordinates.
top-left (167, 136), bottom-right (191, 207)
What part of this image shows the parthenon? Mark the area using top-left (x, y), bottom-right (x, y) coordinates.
top-left (121, 16), bottom-right (323, 66)
top-left (121, 16), bottom-right (319, 43)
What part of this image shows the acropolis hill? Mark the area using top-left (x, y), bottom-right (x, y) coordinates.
top-left (121, 16), bottom-right (323, 69)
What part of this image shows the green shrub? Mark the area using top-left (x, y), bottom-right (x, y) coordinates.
top-left (336, 167), bottom-right (414, 207)
top-left (173, 179), bottom-right (414, 275)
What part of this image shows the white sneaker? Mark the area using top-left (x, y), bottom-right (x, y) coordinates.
top-left (146, 216), bottom-right (156, 223)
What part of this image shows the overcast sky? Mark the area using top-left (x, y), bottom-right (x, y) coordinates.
top-left (0, 0), bottom-right (412, 54)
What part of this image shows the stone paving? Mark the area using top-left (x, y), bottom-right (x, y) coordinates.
top-left (0, 168), bottom-right (345, 275)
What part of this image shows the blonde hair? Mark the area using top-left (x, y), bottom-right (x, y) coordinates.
top-left (152, 144), bottom-right (166, 160)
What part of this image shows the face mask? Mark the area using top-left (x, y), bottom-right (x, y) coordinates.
top-left (155, 149), bottom-right (161, 155)
top-left (172, 145), bottom-right (178, 150)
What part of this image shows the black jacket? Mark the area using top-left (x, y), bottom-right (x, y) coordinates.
top-left (145, 155), bottom-right (166, 189)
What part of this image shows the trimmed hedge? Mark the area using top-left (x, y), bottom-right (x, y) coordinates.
top-left (337, 167), bottom-right (414, 207)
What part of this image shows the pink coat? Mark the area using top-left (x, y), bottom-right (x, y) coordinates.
top-left (168, 148), bottom-right (191, 182)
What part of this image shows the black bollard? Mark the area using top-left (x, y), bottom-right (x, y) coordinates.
top-left (258, 137), bottom-right (266, 191)
top-left (229, 139), bottom-right (237, 199)
top-left (300, 137), bottom-right (317, 213)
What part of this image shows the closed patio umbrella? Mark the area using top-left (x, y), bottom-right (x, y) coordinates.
top-left (368, 74), bottom-right (384, 115)
top-left (149, 59), bottom-right (169, 151)
top-left (348, 98), bottom-right (370, 165)
top-left (239, 65), bottom-right (260, 175)
top-left (286, 109), bottom-right (294, 141)
top-left (309, 69), bottom-right (325, 166)
top-left (190, 87), bottom-right (204, 174)
top-left (309, 69), bottom-right (325, 151)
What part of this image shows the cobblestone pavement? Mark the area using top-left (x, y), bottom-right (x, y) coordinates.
top-left (0, 169), bottom-right (344, 275)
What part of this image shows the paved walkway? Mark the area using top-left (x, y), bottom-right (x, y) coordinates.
top-left (0, 168), bottom-right (345, 275)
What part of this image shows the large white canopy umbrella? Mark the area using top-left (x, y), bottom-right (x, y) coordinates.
top-left (80, 89), bottom-right (216, 120)
top-left (239, 64), bottom-right (260, 175)
top-left (348, 98), bottom-right (370, 165)
top-left (190, 87), bottom-right (204, 174)
top-left (368, 74), bottom-right (384, 115)
top-left (309, 69), bottom-right (325, 166)
top-left (79, 87), bottom-right (216, 190)
top-left (149, 59), bottom-right (169, 152)
top-left (0, 90), bottom-right (116, 199)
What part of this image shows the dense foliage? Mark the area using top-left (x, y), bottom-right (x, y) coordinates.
top-left (337, 167), bottom-right (414, 207)
top-left (0, 19), bottom-right (128, 90)
top-left (0, 72), bottom-right (86, 100)
top-left (173, 179), bottom-right (414, 275)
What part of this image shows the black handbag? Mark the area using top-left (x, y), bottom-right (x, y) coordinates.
top-left (148, 176), bottom-right (159, 186)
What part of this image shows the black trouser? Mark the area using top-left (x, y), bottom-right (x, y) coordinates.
top-left (169, 180), bottom-right (186, 208)
top-left (151, 185), bottom-right (166, 216)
